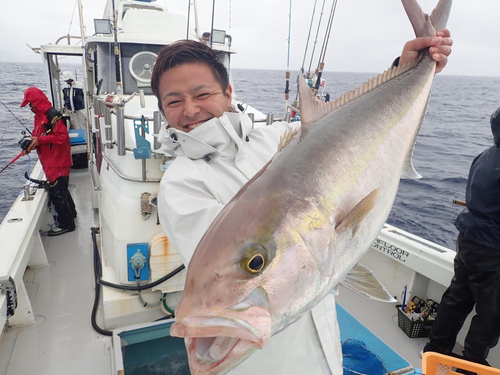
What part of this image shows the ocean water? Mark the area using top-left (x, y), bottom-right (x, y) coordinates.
top-left (1, 62), bottom-right (499, 250)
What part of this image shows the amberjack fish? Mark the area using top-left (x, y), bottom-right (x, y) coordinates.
top-left (170, 0), bottom-right (453, 373)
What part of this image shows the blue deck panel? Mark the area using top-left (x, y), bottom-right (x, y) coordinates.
top-left (69, 129), bottom-right (87, 146)
top-left (337, 303), bottom-right (411, 373)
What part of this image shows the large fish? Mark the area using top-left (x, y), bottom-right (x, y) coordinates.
top-left (170, 0), bottom-right (452, 373)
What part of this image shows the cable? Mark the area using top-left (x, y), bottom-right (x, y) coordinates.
top-left (91, 227), bottom-right (113, 336)
top-left (91, 228), bottom-right (185, 294)
top-left (90, 228), bottom-right (186, 335)
top-left (67, 0), bottom-right (78, 36)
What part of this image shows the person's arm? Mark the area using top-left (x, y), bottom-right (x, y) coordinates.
top-left (399, 29), bottom-right (453, 73)
top-left (159, 167), bottom-right (225, 265)
top-left (29, 119), bottom-right (70, 150)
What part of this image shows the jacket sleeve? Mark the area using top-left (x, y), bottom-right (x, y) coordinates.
top-left (158, 168), bottom-right (224, 266)
top-left (37, 119), bottom-right (70, 145)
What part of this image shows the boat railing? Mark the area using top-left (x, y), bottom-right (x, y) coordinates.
top-left (55, 35), bottom-right (83, 46)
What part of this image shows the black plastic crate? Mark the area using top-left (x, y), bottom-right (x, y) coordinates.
top-left (396, 305), bottom-right (434, 338)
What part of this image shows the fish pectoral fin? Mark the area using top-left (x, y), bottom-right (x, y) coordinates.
top-left (340, 263), bottom-right (396, 303)
top-left (278, 127), bottom-right (299, 152)
top-left (335, 188), bottom-right (381, 236)
top-left (401, 103), bottom-right (427, 180)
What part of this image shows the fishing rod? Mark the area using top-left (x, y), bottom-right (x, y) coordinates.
top-left (0, 100), bottom-right (32, 135)
top-left (314, 0), bottom-right (339, 92)
top-left (300, 0), bottom-right (318, 75)
top-left (306, 0), bottom-right (328, 77)
top-left (284, 0), bottom-right (292, 106)
top-left (0, 151), bottom-right (24, 175)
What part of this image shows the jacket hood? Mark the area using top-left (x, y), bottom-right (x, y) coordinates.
top-left (491, 106), bottom-right (500, 146)
top-left (20, 87), bottom-right (53, 116)
top-left (158, 112), bottom-right (253, 159)
top-left (62, 71), bottom-right (74, 82)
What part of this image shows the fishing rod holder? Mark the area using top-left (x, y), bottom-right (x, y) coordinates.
top-left (22, 185), bottom-right (34, 202)
top-left (266, 112), bottom-right (274, 125)
top-left (153, 111), bottom-right (163, 160)
top-left (103, 106), bottom-right (114, 150)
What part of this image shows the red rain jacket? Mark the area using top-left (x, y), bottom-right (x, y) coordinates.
top-left (21, 87), bottom-right (72, 182)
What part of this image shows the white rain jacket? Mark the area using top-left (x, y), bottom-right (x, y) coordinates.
top-left (62, 80), bottom-right (86, 129)
top-left (158, 112), bottom-right (342, 375)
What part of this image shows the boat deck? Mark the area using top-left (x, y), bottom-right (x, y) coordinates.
top-left (0, 170), bottom-right (441, 375)
top-left (0, 171), bottom-right (113, 375)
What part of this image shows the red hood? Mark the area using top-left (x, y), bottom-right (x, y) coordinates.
top-left (21, 87), bottom-right (53, 118)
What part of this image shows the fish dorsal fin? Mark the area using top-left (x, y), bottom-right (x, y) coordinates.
top-left (298, 60), bottom-right (419, 127)
top-left (335, 188), bottom-right (381, 236)
top-left (339, 263), bottom-right (396, 303)
top-left (278, 127), bottom-right (299, 152)
top-left (298, 74), bottom-right (338, 126)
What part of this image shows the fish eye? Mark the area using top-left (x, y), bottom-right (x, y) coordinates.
top-left (240, 244), bottom-right (268, 274)
top-left (246, 254), bottom-right (265, 273)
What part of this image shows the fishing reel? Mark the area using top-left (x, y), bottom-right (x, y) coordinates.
top-left (18, 131), bottom-right (33, 151)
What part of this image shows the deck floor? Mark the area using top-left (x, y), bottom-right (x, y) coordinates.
top-left (337, 286), bottom-right (432, 372)
top-left (0, 171), bottom-right (113, 375)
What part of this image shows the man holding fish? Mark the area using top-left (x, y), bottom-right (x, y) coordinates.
top-left (151, 1), bottom-right (453, 373)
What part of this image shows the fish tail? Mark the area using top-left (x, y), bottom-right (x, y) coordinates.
top-left (402, 0), bottom-right (452, 37)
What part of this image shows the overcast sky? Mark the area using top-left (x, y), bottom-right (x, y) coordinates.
top-left (1, 0), bottom-right (499, 77)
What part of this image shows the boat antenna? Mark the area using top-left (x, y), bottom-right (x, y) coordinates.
top-left (111, 0), bottom-right (122, 94)
top-left (193, 0), bottom-right (200, 38)
top-left (186, 0), bottom-right (192, 39)
top-left (284, 0), bottom-right (293, 108)
top-left (210, 0), bottom-right (216, 48)
top-left (306, 0), bottom-right (328, 77)
top-left (314, 0), bottom-right (339, 92)
top-left (0, 100), bottom-right (32, 135)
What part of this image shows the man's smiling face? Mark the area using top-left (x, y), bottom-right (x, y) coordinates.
top-left (159, 62), bottom-right (233, 132)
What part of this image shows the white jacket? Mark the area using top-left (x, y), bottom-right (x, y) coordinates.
top-left (158, 112), bottom-right (342, 375)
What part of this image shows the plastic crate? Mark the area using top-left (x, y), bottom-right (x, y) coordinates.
top-left (422, 352), bottom-right (500, 374)
top-left (396, 305), bottom-right (434, 338)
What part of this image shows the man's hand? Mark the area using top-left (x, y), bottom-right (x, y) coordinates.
top-left (399, 29), bottom-right (453, 74)
top-left (28, 137), bottom-right (39, 152)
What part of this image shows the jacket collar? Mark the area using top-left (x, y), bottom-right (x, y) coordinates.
top-left (158, 112), bottom-right (253, 159)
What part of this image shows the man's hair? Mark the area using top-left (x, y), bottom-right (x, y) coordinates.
top-left (151, 40), bottom-right (229, 114)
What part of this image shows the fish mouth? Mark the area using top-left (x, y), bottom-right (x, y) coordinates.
top-left (171, 312), bottom-right (270, 374)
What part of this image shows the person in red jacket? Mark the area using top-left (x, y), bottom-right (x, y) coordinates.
top-left (21, 87), bottom-right (76, 236)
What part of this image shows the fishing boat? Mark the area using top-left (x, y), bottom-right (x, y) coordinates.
top-left (1, 1), bottom-right (499, 374)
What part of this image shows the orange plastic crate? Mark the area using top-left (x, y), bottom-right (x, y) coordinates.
top-left (422, 352), bottom-right (500, 375)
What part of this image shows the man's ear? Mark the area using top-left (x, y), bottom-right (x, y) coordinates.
top-left (225, 84), bottom-right (233, 110)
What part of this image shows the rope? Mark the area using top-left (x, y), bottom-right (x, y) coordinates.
top-left (67, 0), bottom-right (78, 36)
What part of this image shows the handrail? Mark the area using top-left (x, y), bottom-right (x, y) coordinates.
top-left (101, 154), bottom-right (161, 183)
top-left (55, 35), bottom-right (83, 46)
